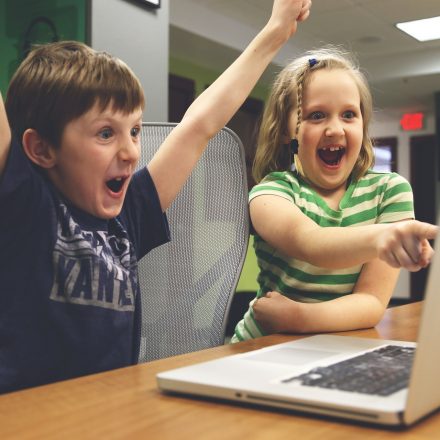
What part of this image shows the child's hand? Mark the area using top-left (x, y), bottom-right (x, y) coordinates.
top-left (377, 221), bottom-right (438, 271)
top-left (253, 291), bottom-right (301, 334)
top-left (268, 0), bottom-right (312, 40)
top-left (419, 238), bottom-right (435, 267)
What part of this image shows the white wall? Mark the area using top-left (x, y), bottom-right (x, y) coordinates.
top-left (370, 110), bottom-right (436, 299)
top-left (89, 0), bottom-right (169, 122)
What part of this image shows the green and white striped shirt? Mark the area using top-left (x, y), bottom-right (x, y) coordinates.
top-left (232, 170), bottom-right (414, 342)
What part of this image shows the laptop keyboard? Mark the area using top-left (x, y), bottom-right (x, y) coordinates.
top-left (282, 345), bottom-right (415, 396)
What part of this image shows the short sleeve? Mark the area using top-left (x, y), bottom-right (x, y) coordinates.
top-left (0, 135), bottom-right (53, 250)
top-left (249, 171), bottom-right (300, 204)
top-left (119, 168), bottom-right (170, 260)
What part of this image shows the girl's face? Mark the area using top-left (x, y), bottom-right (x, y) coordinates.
top-left (288, 68), bottom-right (364, 196)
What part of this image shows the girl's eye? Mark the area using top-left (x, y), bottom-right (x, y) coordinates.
top-left (308, 111), bottom-right (325, 121)
top-left (99, 128), bottom-right (113, 140)
top-left (343, 110), bottom-right (356, 119)
top-left (131, 126), bottom-right (140, 138)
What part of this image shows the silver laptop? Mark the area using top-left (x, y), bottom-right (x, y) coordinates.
top-left (157, 232), bottom-right (440, 426)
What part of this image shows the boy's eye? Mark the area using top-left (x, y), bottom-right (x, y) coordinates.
top-left (99, 128), bottom-right (113, 140)
top-left (308, 111), bottom-right (325, 120)
top-left (131, 126), bottom-right (140, 138)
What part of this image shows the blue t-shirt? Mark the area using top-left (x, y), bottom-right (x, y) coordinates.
top-left (0, 136), bottom-right (170, 393)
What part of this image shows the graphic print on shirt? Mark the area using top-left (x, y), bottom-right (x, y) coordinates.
top-left (49, 204), bottom-right (137, 311)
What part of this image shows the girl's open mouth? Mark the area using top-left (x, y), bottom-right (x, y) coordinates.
top-left (318, 146), bottom-right (346, 166)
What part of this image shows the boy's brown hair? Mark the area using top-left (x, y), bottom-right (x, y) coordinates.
top-left (5, 41), bottom-right (145, 148)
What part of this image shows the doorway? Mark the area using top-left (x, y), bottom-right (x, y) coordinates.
top-left (410, 134), bottom-right (438, 300)
top-left (168, 73), bottom-right (195, 123)
top-left (226, 96), bottom-right (264, 190)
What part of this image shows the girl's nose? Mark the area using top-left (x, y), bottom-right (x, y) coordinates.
top-left (325, 118), bottom-right (344, 137)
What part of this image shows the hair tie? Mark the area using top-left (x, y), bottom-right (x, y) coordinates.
top-left (290, 139), bottom-right (299, 155)
top-left (308, 58), bottom-right (318, 68)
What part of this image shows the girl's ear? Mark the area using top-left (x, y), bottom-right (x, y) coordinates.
top-left (281, 134), bottom-right (291, 145)
top-left (22, 129), bottom-right (57, 169)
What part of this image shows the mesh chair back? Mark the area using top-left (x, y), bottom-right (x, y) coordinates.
top-left (137, 123), bottom-right (249, 362)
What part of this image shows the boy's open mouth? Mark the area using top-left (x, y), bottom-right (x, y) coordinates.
top-left (318, 146), bottom-right (346, 166)
top-left (106, 177), bottom-right (126, 193)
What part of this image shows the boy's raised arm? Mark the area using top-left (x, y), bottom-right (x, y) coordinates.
top-left (0, 93), bottom-right (11, 178)
top-left (148, 0), bottom-right (311, 211)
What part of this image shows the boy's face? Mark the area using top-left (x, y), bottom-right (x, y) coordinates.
top-left (47, 103), bottom-right (143, 219)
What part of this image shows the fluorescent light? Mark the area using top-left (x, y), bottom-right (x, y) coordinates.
top-left (396, 16), bottom-right (440, 42)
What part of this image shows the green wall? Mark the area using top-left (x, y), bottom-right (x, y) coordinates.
top-left (169, 56), bottom-right (269, 103)
top-left (0, 0), bottom-right (88, 95)
top-left (235, 236), bottom-right (259, 292)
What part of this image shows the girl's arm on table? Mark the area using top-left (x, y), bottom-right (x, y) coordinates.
top-left (253, 258), bottom-right (399, 334)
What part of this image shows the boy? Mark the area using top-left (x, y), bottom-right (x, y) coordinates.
top-left (0, 1), bottom-right (311, 393)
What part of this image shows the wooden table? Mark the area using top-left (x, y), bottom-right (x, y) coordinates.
top-left (0, 302), bottom-right (438, 439)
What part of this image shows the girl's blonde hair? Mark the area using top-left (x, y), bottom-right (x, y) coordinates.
top-left (252, 47), bottom-right (375, 184)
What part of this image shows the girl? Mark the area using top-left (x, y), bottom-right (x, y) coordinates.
top-left (232, 47), bottom-right (437, 342)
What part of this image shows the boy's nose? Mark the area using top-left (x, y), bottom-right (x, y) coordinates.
top-left (119, 139), bottom-right (140, 163)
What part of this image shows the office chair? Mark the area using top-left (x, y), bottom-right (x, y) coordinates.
top-left (137, 123), bottom-right (249, 362)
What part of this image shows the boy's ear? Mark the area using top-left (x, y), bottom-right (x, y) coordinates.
top-left (22, 129), bottom-right (57, 169)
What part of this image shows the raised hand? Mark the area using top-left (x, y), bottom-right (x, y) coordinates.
top-left (268, 0), bottom-right (312, 40)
